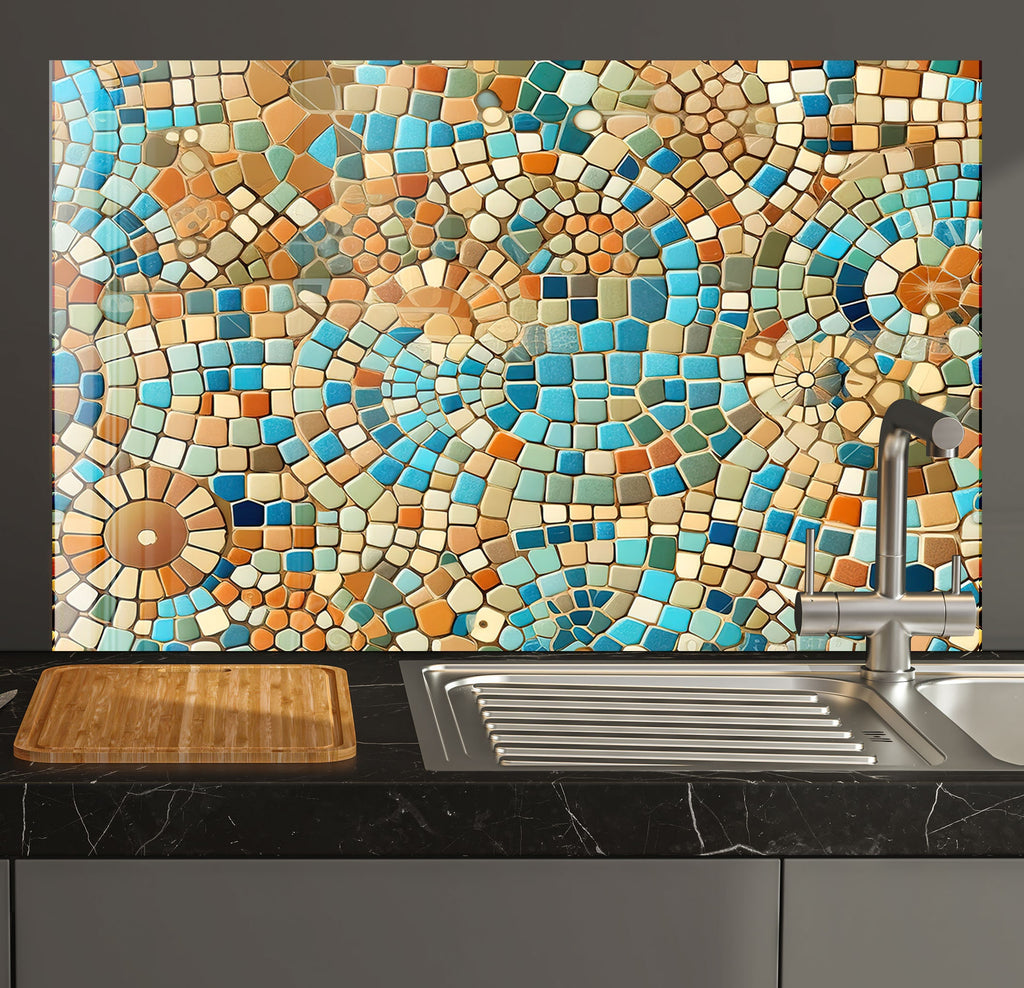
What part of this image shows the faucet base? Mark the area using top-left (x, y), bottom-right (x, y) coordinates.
top-left (861, 664), bottom-right (916, 684)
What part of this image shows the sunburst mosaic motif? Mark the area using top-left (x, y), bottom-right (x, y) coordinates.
top-left (50, 60), bottom-right (982, 653)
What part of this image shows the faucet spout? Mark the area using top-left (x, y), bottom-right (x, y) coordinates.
top-left (876, 400), bottom-right (964, 600)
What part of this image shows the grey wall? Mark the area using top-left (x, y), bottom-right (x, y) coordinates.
top-left (2, 0), bottom-right (1017, 650)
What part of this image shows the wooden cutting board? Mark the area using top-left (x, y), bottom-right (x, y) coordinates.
top-left (14, 664), bottom-right (356, 763)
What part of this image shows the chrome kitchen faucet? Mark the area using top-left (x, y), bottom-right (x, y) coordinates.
top-left (796, 399), bottom-right (978, 682)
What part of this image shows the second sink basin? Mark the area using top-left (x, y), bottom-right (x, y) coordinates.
top-left (917, 678), bottom-right (1024, 765)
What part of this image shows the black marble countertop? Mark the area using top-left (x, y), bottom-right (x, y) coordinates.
top-left (0, 651), bottom-right (1022, 858)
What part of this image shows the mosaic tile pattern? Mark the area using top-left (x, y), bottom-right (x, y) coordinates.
top-left (51, 60), bottom-right (982, 653)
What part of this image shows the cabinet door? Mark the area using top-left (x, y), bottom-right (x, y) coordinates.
top-left (782, 859), bottom-right (1024, 988)
top-left (0, 863), bottom-right (8, 988)
top-left (16, 859), bottom-right (779, 988)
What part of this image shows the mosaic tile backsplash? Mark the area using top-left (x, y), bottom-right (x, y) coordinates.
top-left (51, 60), bottom-right (982, 653)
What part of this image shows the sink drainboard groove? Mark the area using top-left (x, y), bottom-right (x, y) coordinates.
top-left (470, 683), bottom-right (877, 767)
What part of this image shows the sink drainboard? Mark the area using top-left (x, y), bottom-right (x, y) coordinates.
top-left (472, 682), bottom-right (876, 768)
top-left (402, 661), bottom-right (1022, 773)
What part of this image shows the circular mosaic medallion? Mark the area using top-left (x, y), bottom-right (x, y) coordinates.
top-left (751, 162), bottom-right (981, 358)
top-left (746, 334), bottom-right (878, 428)
top-left (59, 467), bottom-right (227, 600)
top-left (287, 259), bottom-right (521, 508)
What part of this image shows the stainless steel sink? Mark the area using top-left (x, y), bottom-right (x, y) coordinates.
top-left (917, 677), bottom-right (1024, 766)
top-left (401, 660), bottom-right (1024, 773)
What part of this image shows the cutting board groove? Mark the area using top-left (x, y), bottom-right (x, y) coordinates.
top-left (14, 664), bottom-right (356, 763)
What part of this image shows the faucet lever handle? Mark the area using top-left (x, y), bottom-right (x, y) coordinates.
top-left (951, 553), bottom-right (963, 591)
top-left (804, 528), bottom-right (817, 595)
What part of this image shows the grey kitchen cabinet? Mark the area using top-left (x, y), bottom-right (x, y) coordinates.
top-left (782, 859), bottom-right (1024, 988)
top-left (14, 859), bottom-right (779, 988)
